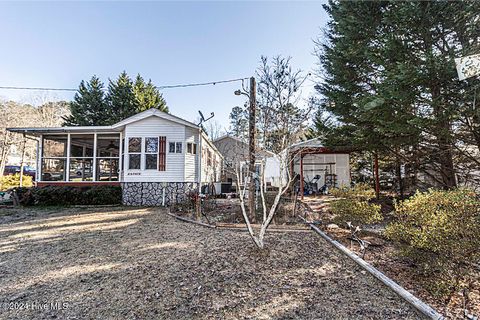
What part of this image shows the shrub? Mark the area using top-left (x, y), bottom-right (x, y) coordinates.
top-left (14, 185), bottom-right (122, 206)
top-left (329, 183), bottom-right (376, 201)
top-left (0, 174), bottom-right (33, 191)
top-left (385, 188), bottom-right (480, 298)
top-left (331, 198), bottom-right (382, 226)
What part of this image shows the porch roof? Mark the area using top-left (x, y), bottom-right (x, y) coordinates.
top-left (7, 126), bottom-right (121, 136)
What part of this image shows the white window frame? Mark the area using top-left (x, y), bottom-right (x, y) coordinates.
top-left (186, 142), bottom-right (197, 155)
top-left (169, 141), bottom-right (183, 154)
top-left (144, 137), bottom-right (159, 170)
top-left (127, 137), bottom-right (142, 170)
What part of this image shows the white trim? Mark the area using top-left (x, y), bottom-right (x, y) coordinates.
top-left (36, 137), bottom-right (41, 182)
top-left (119, 131), bottom-right (123, 181)
top-left (111, 108), bottom-right (198, 130)
top-left (93, 133), bottom-right (97, 181)
top-left (65, 134), bottom-right (71, 181)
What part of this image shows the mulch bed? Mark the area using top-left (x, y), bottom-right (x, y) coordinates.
top-left (303, 195), bottom-right (480, 320)
top-left (0, 206), bottom-right (424, 319)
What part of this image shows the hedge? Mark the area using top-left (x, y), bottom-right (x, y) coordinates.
top-left (14, 185), bottom-right (122, 206)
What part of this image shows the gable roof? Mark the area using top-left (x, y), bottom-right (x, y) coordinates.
top-left (213, 134), bottom-right (275, 157)
top-left (112, 108), bottom-right (199, 130)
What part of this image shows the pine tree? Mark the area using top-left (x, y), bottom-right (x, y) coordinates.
top-left (133, 74), bottom-right (168, 113)
top-left (228, 105), bottom-right (248, 138)
top-left (312, 1), bottom-right (480, 189)
top-left (106, 71), bottom-right (139, 123)
top-left (63, 76), bottom-right (109, 126)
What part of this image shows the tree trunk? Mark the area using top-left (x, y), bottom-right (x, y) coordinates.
top-left (395, 153), bottom-right (404, 198)
top-left (374, 153), bottom-right (380, 199)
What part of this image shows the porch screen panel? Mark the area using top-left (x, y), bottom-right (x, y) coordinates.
top-left (158, 136), bottom-right (166, 171)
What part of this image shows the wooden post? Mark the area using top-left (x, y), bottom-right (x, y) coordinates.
top-left (374, 153), bottom-right (380, 199)
top-left (248, 76), bottom-right (256, 223)
top-left (300, 152), bottom-right (304, 200)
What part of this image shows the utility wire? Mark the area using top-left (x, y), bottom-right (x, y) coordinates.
top-left (0, 77), bottom-right (250, 92)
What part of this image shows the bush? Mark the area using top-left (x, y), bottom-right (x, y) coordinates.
top-left (329, 183), bottom-right (381, 226)
top-left (14, 185), bottom-right (122, 206)
top-left (385, 188), bottom-right (480, 298)
top-left (331, 198), bottom-right (382, 226)
top-left (0, 174), bottom-right (33, 191)
top-left (329, 183), bottom-right (376, 201)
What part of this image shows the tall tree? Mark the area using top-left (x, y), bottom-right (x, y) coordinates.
top-left (63, 76), bottom-right (109, 126)
top-left (106, 71), bottom-right (139, 123)
top-left (228, 105), bottom-right (248, 138)
top-left (133, 74), bottom-right (168, 112)
top-left (312, 1), bottom-right (480, 190)
top-left (255, 56), bottom-right (311, 153)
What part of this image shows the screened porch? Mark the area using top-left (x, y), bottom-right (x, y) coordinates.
top-left (40, 133), bottom-right (122, 182)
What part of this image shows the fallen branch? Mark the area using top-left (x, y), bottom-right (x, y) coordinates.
top-left (299, 215), bottom-right (444, 320)
top-left (166, 211), bottom-right (216, 228)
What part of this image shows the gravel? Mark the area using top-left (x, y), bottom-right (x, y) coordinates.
top-left (0, 206), bottom-right (425, 319)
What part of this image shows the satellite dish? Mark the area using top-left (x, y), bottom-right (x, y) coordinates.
top-left (198, 111), bottom-right (205, 121)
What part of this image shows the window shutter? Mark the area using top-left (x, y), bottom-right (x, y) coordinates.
top-left (158, 136), bottom-right (166, 171)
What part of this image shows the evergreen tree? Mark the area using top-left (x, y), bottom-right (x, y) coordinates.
top-left (312, 1), bottom-right (480, 189)
top-left (63, 76), bottom-right (109, 126)
top-left (133, 74), bottom-right (168, 112)
top-left (106, 71), bottom-right (139, 123)
top-left (228, 105), bottom-right (248, 138)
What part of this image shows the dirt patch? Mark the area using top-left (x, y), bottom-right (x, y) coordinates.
top-left (0, 206), bottom-right (424, 319)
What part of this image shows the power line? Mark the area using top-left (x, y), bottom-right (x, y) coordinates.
top-left (0, 86), bottom-right (77, 92)
top-left (0, 77), bottom-right (250, 92)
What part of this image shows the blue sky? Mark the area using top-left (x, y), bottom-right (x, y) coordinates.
top-left (0, 1), bottom-right (328, 128)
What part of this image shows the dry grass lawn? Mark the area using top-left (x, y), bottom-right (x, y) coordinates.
top-left (0, 206), bottom-right (425, 319)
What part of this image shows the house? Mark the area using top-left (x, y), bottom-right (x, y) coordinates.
top-left (7, 109), bottom-right (223, 206)
top-left (213, 135), bottom-right (277, 188)
top-left (213, 135), bottom-right (351, 195)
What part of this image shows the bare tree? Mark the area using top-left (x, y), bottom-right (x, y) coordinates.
top-left (219, 56), bottom-right (313, 249)
top-left (203, 119), bottom-right (224, 141)
top-left (0, 100), bottom-right (69, 177)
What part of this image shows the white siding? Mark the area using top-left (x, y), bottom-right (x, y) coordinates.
top-left (123, 116), bottom-right (187, 182)
top-left (201, 136), bottom-right (222, 183)
top-left (184, 127), bottom-right (199, 182)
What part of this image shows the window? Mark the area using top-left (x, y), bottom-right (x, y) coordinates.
top-left (69, 158), bottom-right (93, 181)
top-left (96, 135), bottom-right (120, 181)
top-left (145, 138), bottom-right (158, 153)
top-left (42, 158), bottom-right (66, 181)
top-left (129, 154), bottom-right (141, 170)
top-left (128, 137), bottom-right (141, 153)
top-left (42, 135), bottom-right (67, 181)
top-left (43, 135), bottom-right (67, 158)
top-left (187, 143), bottom-right (197, 155)
top-left (144, 137), bottom-right (158, 170)
top-left (69, 134), bottom-right (94, 181)
top-left (40, 133), bottom-right (120, 182)
top-left (97, 159), bottom-right (119, 181)
top-left (169, 142), bottom-right (183, 153)
top-left (128, 137), bottom-right (141, 170)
